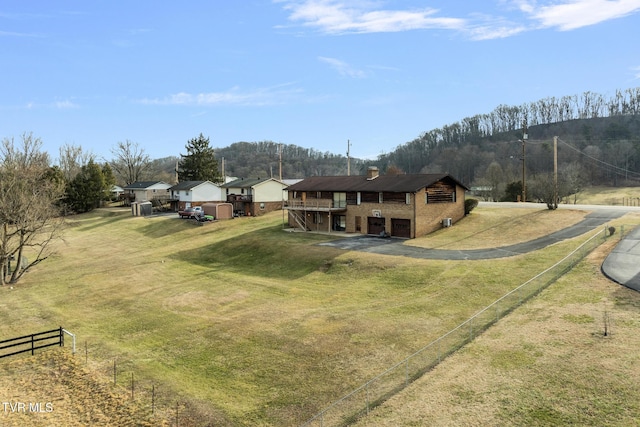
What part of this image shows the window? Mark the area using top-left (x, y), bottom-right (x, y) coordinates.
top-left (361, 192), bottom-right (378, 203)
top-left (382, 192), bottom-right (406, 204)
top-left (260, 203), bottom-right (265, 210)
top-left (313, 212), bottom-right (324, 224)
top-left (333, 215), bottom-right (346, 231)
top-left (333, 192), bottom-right (346, 208)
top-left (346, 192), bottom-right (358, 205)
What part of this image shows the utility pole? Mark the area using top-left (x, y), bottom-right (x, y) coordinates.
top-left (347, 140), bottom-right (351, 176)
top-left (553, 136), bottom-right (558, 208)
top-left (521, 121), bottom-right (528, 202)
top-left (278, 143), bottom-right (283, 181)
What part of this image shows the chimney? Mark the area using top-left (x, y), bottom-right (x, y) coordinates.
top-left (366, 166), bottom-right (379, 180)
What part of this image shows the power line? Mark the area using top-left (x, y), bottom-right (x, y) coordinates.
top-left (557, 138), bottom-right (640, 178)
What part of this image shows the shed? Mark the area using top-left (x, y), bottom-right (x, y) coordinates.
top-left (139, 201), bottom-right (153, 216)
top-left (202, 202), bottom-right (234, 220)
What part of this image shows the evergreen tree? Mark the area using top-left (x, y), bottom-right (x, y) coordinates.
top-left (101, 162), bottom-right (117, 199)
top-left (66, 160), bottom-right (107, 212)
top-left (178, 133), bottom-right (220, 182)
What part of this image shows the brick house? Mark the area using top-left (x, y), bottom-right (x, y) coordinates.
top-left (285, 167), bottom-right (469, 238)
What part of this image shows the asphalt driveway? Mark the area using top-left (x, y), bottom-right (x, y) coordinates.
top-left (602, 226), bottom-right (640, 292)
top-left (318, 209), bottom-right (627, 260)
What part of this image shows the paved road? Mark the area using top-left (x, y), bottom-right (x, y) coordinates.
top-left (602, 226), bottom-right (640, 292)
top-left (319, 205), bottom-right (629, 261)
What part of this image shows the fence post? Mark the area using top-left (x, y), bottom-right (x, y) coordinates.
top-left (405, 359), bottom-right (409, 386)
top-left (366, 382), bottom-right (370, 415)
top-left (31, 333), bottom-right (35, 355)
top-left (59, 326), bottom-right (64, 347)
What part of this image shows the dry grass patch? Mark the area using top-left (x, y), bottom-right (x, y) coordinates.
top-left (0, 349), bottom-right (161, 427)
top-left (574, 186), bottom-right (640, 205)
top-left (407, 206), bottom-right (588, 250)
top-left (356, 240), bottom-right (640, 427)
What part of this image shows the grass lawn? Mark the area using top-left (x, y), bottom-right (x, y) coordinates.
top-left (0, 204), bottom-right (638, 426)
top-left (355, 239), bottom-right (640, 426)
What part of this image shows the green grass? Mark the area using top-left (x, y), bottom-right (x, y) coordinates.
top-left (1, 206), bottom-right (637, 425)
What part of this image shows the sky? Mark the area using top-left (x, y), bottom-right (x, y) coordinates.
top-left (1, 1), bottom-right (640, 163)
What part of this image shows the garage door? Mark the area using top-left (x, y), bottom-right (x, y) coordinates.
top-left (367, 216), bottom-right (386, 236)
top-left (391, 218), bottom-right (411, 238)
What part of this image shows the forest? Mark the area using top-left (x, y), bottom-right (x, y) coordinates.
top-left (149, 87), bottom-right (640, 202)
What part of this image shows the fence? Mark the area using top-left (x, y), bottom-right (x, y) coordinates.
top-left (0, 327), bottom-right (71, 359)
top-left (302, 225), bottom-right (620, 427)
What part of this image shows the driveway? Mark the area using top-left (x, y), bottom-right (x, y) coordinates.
top-left (602, 226), bottom-right (640, 292)
top-left (318, 208), bottom-right (628, 260)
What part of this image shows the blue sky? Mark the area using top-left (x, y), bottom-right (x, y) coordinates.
top-left (2, 1), bottom-right (639, 163)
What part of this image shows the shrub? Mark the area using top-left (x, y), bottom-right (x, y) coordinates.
top-left (465, 198), bottom-right (479, 215)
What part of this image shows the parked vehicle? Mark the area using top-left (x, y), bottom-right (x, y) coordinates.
top-left (178, 206), bottom-right (203, 219)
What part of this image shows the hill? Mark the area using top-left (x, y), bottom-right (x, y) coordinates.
top-left (145, 88), bottom-right (640, 203)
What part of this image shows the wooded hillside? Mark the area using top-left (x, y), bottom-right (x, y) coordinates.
top-left (150, 88), bottom-right (640, 199)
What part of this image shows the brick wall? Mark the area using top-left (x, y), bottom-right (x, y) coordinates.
top-left (250, 201), bottom-right (283, 216)
top-left (286, 184), bottom-right (466, 238)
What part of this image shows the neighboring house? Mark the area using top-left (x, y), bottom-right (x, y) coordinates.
top-left (281, 179), bottom-right (303, 201)
top-left (285, 167), bottom-right (469, 238)
top-left (110, 185), bottom-right (124, 200)
top-left (168, 180), bottom-right (225, 211)
top-left (123, 181), bottom-right (172, 204)
top-left (221, 177), bottom-right (288, 216)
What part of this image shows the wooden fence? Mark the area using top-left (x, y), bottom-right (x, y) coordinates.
top-left (0, 327), bottom-right (65, 359)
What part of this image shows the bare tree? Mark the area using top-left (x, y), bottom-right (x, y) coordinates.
top-left (562, 162), bottom-right (588, 204)
top-left (528, 173), bottom-right (559, 210)
top-left (0, 133), bottom-right (66, 285)
top-left (110, 140), bottom-right (151, 185)
top-left (483, 161), bottom-right (505, 202)
top-left (58, 143), bottom-right (94, 182)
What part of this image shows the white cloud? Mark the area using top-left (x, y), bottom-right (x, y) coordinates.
top-left (16, 99), bottom-right (79, 109)
top-left (318, 56), bottom-right (366, 78)
top-left (466, 21), bottom-right (527, 40)
top-left (0, 30), bottom-right (39, 37)
top-left (138, 84), bottom-right (302, 107)
top-left (278, 0), bottom-right (640, 39)
top-left (522, 0), bottom-right (640, 30)
top-left (280, 0), bottom-right (465, 34)
top-left (54, 100), bottom-right (79, 109)
top-left (632, 66), bottom-right (640, 80)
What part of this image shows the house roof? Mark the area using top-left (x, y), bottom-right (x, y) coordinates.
top-left (169, 180), bottom-right (217, 191)
top-left (123, 181), bottom-right (170, 190)
top-left (286, 173), bottom-right (469, 193)
top-left (221, 177), bottom-right (277, 189)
